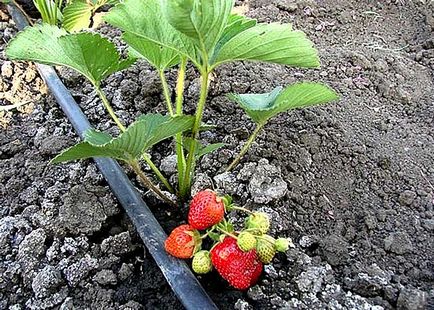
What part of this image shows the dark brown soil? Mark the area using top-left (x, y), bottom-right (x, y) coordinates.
top-left (1, 0), bottom-right (434, 309)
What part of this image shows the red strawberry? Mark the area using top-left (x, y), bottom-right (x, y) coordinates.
top-left (210, 237), bottom-right (263, 290)
top-left (165, 224), bottom-right (201, 259)
top-left (188, 190), bottom-right (225, 230)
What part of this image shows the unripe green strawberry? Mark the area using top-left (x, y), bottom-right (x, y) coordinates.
top-left (245, 212), bottom-right (270, 234)
top-left (237, 232), bottom-right (257, 252)
top-left (192, 250), bottom-right (212, 274)
top-left (256, 235), bottom-right (276, 264)
top-left (275, 238), bottom-right (291, 252)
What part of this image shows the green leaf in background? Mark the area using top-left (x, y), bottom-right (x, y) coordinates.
top-left (212, 23), bottom-right (320, 69)
top-left (52, 114), bottom-right (195, 164)
top-left (33, 0), bottom-right (62, 25)
top-left (228, 83), bottom-right (338, 125)
top-left (124, 33), bottom-right (180, 70)
top-left (183, 138), bottom-right (226, 158)
top-left (6, 24), bottom-right (135, 85)
top-left (62, 0), bottom-right (121, 32)
top-left (62, 0), bottom-right (93, 32)
top-left (163, 0), bottom-right (233, 56)
top-left (104, 0), bottom-right (200, 66)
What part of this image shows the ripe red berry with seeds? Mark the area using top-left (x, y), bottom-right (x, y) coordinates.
top-left (188, 190), bottom-right (225, 230)
top-left (165, 224), bottom-right (201, 259)
top-left (210, 237), bottom-right (263, 290)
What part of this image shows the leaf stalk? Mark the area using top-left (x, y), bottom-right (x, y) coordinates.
top-left (175, 57), bottom-right (188, 193)
top-left (158, 70), bottom-right (174, 116)
top-left (143, 154), bottom-right (175, 194)
top-left (95, 85), bottom-right (174, 195)
top-left (129, 160), bottom-right (177, 207)
top-left (95, 85), bottom-right (126, 132)
top-left (180, 69), bottom-right (210, 198)
top-left (226, 122), bottom-right (264, 171)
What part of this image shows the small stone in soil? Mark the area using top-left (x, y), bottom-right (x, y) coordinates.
top-left (214, 172), bottom-right (239, 195)
top-left (384, 232), bottom-right (413, 255)
top-left (100, 232), bottom-right (134, 256)
top-left (1, 61), bottom-right (13, 78)
top-left (32, 265), bottom-right (63, 298)
top-left (398, 190), bottom-right (417, 206)
top-left (63, 255), bottom-right (99, 287)
top-left (296, 265), bottom-right (330, 294)
top-left (245, 159), bottom-right (288, 204)
top-left (160, 154), bottom-right (177, 175)
top-left (320, 234), bottom-right (350, 266)
top-left (93, 269), bottom-right (117, 286)
top-left (396, 287), bottom-right (428, 310)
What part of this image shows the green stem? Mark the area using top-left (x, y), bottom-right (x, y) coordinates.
top-left (226, 122), bottom-right (265, 172)
top-left (227, 204), bottom-right (254, 215)
top-left (180, 70), bottom-right (210, 198)
top-left (176, 57), bottom-right (187, 115)
top-left (94, 85), bottom-right (174, 194)
top-left (143, 154), bottom-right (175, 194)
top-left (158, 70), bottom-right (174, 116)
top-left (175, 57), bottom-right (188, 192)
top-left (200, 226), bottom-right (215, 239)
top-left (95, 85), bottom-right (126, 132)
top-left (130, 160), bottom-right (177, 207)
top-left (216, 227), bottom-right (238, 239)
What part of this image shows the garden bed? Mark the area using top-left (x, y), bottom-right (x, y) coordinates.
top-left (1, 0), bottom-right (434, 309)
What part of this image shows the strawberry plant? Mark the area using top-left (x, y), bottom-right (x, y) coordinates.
top-left (165, 189), bottom-right (294, 290)
top-left (28, 0), bottom-right (120, 32)
top-left (33, 0), bottom-right (63, 25)
top-left (6, 0), bottom-right (338, 204)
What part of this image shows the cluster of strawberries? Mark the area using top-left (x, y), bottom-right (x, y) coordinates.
top-left (164, 190), bottom-right (292, 290)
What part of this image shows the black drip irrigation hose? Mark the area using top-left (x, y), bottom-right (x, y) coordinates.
top-left (7, 4), bottom-right (218, 310)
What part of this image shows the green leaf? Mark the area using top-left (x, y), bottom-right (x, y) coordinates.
top-left (163, 0), bottom-right (233, 56)
top-left (124, 33), bottom-right (180, 70)
top-left (212, 23), bottom-right (319, 68)
top-left (84, 129), bottom-right (112, 145)
top-left (228, 86), bottom-right (283, 123)
top-left (6, 24), bottom-right (134, 85)
top-left (229, 83), bottom-right (338, 124)
top-left (211, 14), bottom-right (256, 63)
top-left (62, 0), bottom-right (93, 32)
top-left (208, 231), bottom-right (221, 242)
top-left (52, 114), bottom-right (195, 163)
top-left (183, 138), bottom-right (225, 158)
top-left (104, 0), bottom-right (201, 66)
top-left (198, 143), bottom-right (226, 157)
top-left (51, 141), bottom-right (125, 163)
top-left (138, 114), bottom-right (195, 147)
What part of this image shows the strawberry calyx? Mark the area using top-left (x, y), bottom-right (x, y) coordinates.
top-left (186, 229), bottom-right (203, 255)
